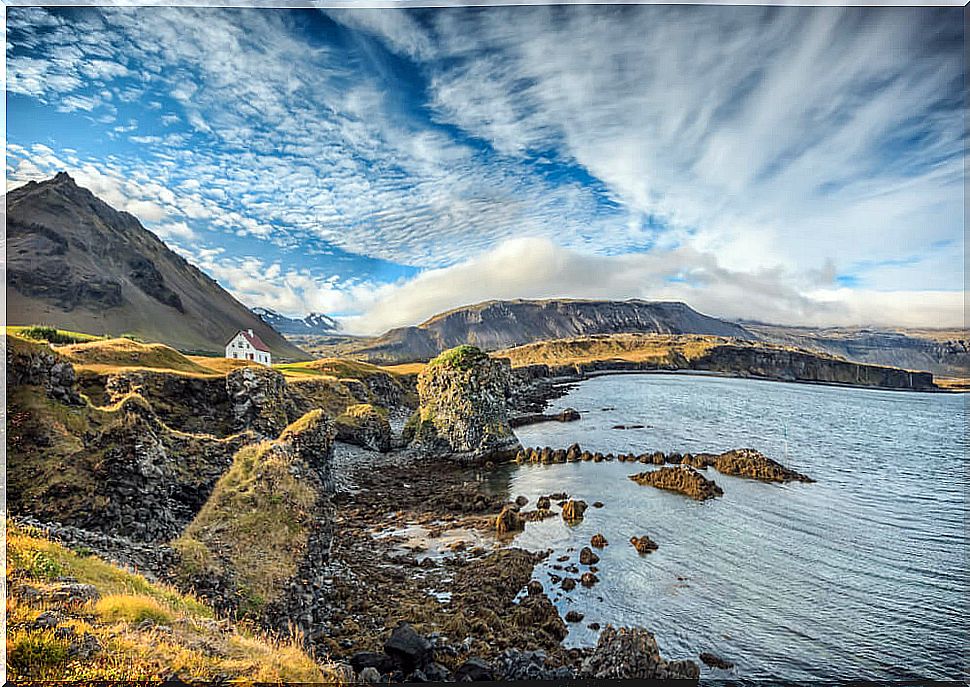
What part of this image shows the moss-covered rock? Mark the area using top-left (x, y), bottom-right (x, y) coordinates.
top-left (173, 410), bottom-right (336, 636)
top-left (411, 346), bottom-right (521, 464)
top-left (334, 403), bottom-right (392, 452)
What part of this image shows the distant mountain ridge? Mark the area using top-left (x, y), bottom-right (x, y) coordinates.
top-left (6, 173), bottom-right (309, 361)
top-left (343, 298), bottom-right (754, 363)
top-left (252, 307), bottom-right (340, 335)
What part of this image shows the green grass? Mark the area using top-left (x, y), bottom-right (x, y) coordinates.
top-left (428, 345), bottom-right (488, 370)
top-left (8, 325), bottom-right (105, 345)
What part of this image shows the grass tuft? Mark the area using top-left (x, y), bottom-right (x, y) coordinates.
top-left (95, 594), bottom-right (175, 625)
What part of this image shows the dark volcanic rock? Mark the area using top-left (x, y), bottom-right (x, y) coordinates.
top-left (564, 610), bottom-right (585, 623)
top-left (700, 651), bottom-right (735, 670)
top-left (561, 500), bottom-right (588, 522)
top-left (629, 466), bottom-right (723, 500)
top-left (454, 657), bottom-right (495, 681)
top-left (225, 365), bottom-right (289, 438)
top-left (581, 625), bottom-right (700, 680)
top-left (496, 505), bottom-right (525, 535)
top-left (590, 533), bottom-right (608, 548)
top-left (579, 547), bottom-right (600, 565)
top-left (334, 403), bottom-right (392, 452)
top-left (384, 622), bottom-right (433, 674)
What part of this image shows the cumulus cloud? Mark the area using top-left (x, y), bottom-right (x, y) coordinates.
top-left (339, 238), bottom-right (963, 334)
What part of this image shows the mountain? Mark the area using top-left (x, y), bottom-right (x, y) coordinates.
top-left (742, 323), bottom-right (969, 377)
top-left (6, 173), bottom-right (309, 361)
top-left (252, 306), bottom-right (340, 335)
top-left (345, 298), bottom-right (754, 363)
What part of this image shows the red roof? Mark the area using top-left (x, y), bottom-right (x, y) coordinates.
top-left (229, 329), bottom-right (271, 353)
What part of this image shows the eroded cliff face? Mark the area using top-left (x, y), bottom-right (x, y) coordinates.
top-left (689, 344), bottom-right (936, 390)
top-left (409, 346), bottom-right (522, 463)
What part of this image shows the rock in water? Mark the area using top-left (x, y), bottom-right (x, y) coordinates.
top-left (580, 625), bottom-right (700, 680)
top-left (495, 505), bottom-right (525, 535)
top-left (629, 466), bottom-right (723, 500)
top-left (591, 533), bottom-right (608, 548)
top-left (334, 403), bottom-right (392, 452)
top-left (410, 345), bottom-right (521, 464)
top-left (561, 500), bottom-right (588, 522)
top-left (172, 410), bottom-right (336, 635)
top-left (225, 365), bottom-right (288, 438)
top-left (711, 448), bottom-right (814, 483)
top-left (699, 652), bottom-right (734, 669)
top-left (579, 547), bottom-right (600, 565)
top-left (630, 535), bottom-right (659, 554)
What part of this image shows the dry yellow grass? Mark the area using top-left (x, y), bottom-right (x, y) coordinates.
top-left (186, 355), bottom-right (260, 373)
top-left (7, 521), bottom-right (339, 683)
top-left (56, 338), bottom-right (218, 375)
top-left (496, 333), bottom-right (723, 368)
top-left (934, 377), bottom-right (970, 392)
top-left (379, 362), bottom-right (426, 375)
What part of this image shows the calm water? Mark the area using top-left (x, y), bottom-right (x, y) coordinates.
top-left (508, 374), bottom-right (967, 681)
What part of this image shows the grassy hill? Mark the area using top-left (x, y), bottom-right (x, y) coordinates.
top-left (7, 521), bottom-right (339, 682)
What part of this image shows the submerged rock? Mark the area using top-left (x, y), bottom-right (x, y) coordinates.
top-left (410, 346), bottom-right (521, 464)
top-left (581, 625), bottom-right (699, 680)
top-left (630, 535), bottom-right (659, 554)
top-left (699, 651), bottom-right (735, 670)
top-left (629, 466), bottom-right (723, 500)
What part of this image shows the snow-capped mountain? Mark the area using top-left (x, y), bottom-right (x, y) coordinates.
top-left (252, 307), bottom-right (341, 335)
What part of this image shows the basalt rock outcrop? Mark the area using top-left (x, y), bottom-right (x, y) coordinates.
top-left (408, 345), bottom-right (521, 464)
top-left (7, 335), bottom-right (83, 405)
top-left (629, 466), bottom-right (723, 500)
top-left (173, 410), bottom-right (336, 637)
top-left (225, 365), bottom-right (289, 438)
top-left (334, 403), bottom-right (392, 452)
top-left (580, 626), bottom-right (699, 680)
top-left (509, 407), bottom-right (581, 428)
top-left (683, 448), bottom-right (814, 483)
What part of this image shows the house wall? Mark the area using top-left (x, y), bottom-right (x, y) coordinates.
top-left (224, 333), bottom-right (272, 366)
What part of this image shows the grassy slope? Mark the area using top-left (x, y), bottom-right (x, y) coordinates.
top-left (6, 522), bottom-right (338, 682)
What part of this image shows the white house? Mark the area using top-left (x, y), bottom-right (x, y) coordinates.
top-left (225, 329), bottom-right (272, 366)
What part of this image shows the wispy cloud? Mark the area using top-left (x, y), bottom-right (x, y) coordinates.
top-left (5, 6), bottom-right (963, 329)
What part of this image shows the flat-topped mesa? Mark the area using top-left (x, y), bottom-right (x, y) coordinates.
top-left (407, 345), bottom-right (521, 464)
top-left (682, 448), bottom-right (814, 483)
top-left (629, 466), bottom-right (723, 500)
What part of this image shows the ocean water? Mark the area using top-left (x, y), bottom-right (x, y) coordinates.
top-left (506, 374), bottom-right (967, 681)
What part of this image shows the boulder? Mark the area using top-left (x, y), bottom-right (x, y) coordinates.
top-left (384, 622), bottom-right (433, 674)
top-left (334, 403), bottom-right (392, 452)
top-left (629, 466), bottom-right (723, 500)
top-left (225, 365), bottom-right (288, 438)
top-left (411, 346), bottom-right (521, 464)
top-left (564, 610), bottom-right (585, 623)
top-left (561, 500), bottom-right (588, 522)
top-left (580, 572), bottom-right (599, 588)
top-left (495, 505), bottom-right (525, 535)
top-left (536, 496), bottom-right (552, 511)
top-left (699, 652), bottom-right (735, 670)
top-left (454, 657), bottom-right (495, 681)
top-left (7, 336), bottom-right (83, 405)
top-left (590, 533), bottom-right (608, 548)
top-left (630, 535), bottom-right (659, 554)
top-left (579, 547), bottom-right (600, 565)
top-left (580, 625), bottom-right (699, 680)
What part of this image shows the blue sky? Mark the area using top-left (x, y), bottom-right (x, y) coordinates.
top-left (5, 5), bottom-right (964, 333)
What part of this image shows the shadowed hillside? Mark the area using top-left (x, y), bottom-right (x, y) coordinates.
top-left (6, 173), bottom-right (309, 361)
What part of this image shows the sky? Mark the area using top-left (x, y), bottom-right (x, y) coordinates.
top-left (5, 4), bottom-right (965, 334)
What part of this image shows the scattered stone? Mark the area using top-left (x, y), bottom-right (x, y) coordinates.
top-left (384, 622), bottom-right (433, 674)
top-left (350, 651), bottom-right (397, 675)
top-left (358, 666), bottom-right (381, 683)
top-left (548, 492), bottom-right (568, 501)
top-left (561, 500), bottom-right (588, 523)
top-left (590, 533), bottom-right (608, 548)
top-left (515, 495), bottom-right (529, 507)
top-left (579, 547), bottom-right (600, 566)
top-left (700, 652), bottom-right (735, 670)
top-left (588, 622), bottom-right (601, 630)
top-left (495, 505), bottom-right (525, 535)
top-left (536, 496), bottom-right (551, 511)
top-left (580, 572), bottom-right (599, 588)
top-left (592, 501), bottom-right (604, 508)
top-left (455, 657), bottom-right (495, 681)
top-left (31, 611), bottom-right (60, 629)
top-left (630, 535), bottom-right (659, 554)
top-left (580, 625), bottom-right (700, 680)
top-left (564, 610), bottom-right (585, 623)
top-left (629, 466), bottom-right (723, 500)
top-left (561, 578), bottom-right (576, 591)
